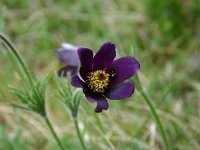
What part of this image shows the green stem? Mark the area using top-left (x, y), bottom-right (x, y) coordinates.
top-left (74, 118), bottom-right (87, 150)
top-left (0, 33), bottom-right (33, 86)
top-left (97, 127), bottom-right (116, 150)
top-left (94, 114), bottom-right (116, 150)
top-left (136, 74), bottom-right (171, 150)
top-left (135, 86), bottom-right (173, 138)
top-left (94, 113), bottom-right (105, 133)
top-left (44, 117), bottom-right (65, 150)
top-left (141, 92), bottom-right (171, 150)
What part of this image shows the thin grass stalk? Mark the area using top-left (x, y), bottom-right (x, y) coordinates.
top-left (135, 74), bottom-right (171, 150)
top-left (93, 114), bottom-right (116, 150)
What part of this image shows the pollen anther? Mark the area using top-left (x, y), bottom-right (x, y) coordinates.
top-left (86, 70), bottom-right (110, 93)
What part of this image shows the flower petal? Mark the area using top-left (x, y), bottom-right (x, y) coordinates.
top-left (82, 86), bottom-right (101, 103)
top-left (54, 45), bottom-right (79, 66)
top-left (83, 89), bottom-right (109, 112)
top-left (93, 42), bottom-right (116, 70)
top-left (78, 47), bottom-right (93, 80)
top-left (57, 66), bottom-right (78, 77)
top-left (84, 94), bottom-right (96, 103)
top-left (107, 56), bottom-right (140, 84)
top-left (62, 43), bottom-right (77, 51)
top-left (95, 97), bottom-right (109, 113)
top-left (71, 74), bottom-right (82, 88)
top-left (105, 81), bottom-right (134, 100)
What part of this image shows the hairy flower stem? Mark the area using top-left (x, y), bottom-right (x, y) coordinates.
top-left (44, 117), bottom-right (65, 150)
top-left (135, 74), bottom-right (171, 150)
top-left (0, 33), bottom-right (33, 86)
top-left (0, 33), bottom-right (65, 149)
top-left (74, 118), bottom-right (87, 150)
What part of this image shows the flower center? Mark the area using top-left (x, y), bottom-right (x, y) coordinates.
top-left (86, 70), bottom-right (110, 93)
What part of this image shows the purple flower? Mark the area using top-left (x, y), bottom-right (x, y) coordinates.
top-left (54, 43), bottom-right (79, 77)
top-left (71, 42), bottom-right (140, 113)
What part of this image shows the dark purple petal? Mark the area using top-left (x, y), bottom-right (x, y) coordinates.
top-left (82, 85), bottom-right (101, 103)
top-left (105, 81), bottom-right (134, 100)
top-left (95, 97), bottom-right (109, 113)
top-left (57, 66), bottom-right (78, 77)
top-left (78, 48), bottom-right (93, 80)
top-left (85, 94), bottom-right (96, 103)
top-left (107, 56), bottom-right (140, 84)
top-left (71, 74), bottom-right (82, 88)
top-left (54, 44), bottom-right (79, 66)
top-left (83, 88), bottom-right (109, 112)
top-left (93, 42), bottom-right (116, 70)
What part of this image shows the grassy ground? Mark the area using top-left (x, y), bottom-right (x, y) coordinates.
top-left (0, 0), bottom-right (200, 150)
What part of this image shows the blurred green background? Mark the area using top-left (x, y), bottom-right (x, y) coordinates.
top-left (0, 0), bottom-right (200, 150)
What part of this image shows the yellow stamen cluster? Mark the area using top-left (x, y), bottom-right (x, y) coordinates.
top-left (86, 70), bottom-right (110, 93)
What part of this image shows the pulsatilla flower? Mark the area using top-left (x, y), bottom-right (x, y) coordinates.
top-left (54, 43), bottom-right (79, 77)
top-left (71, 42), bottom-right (140, 113)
